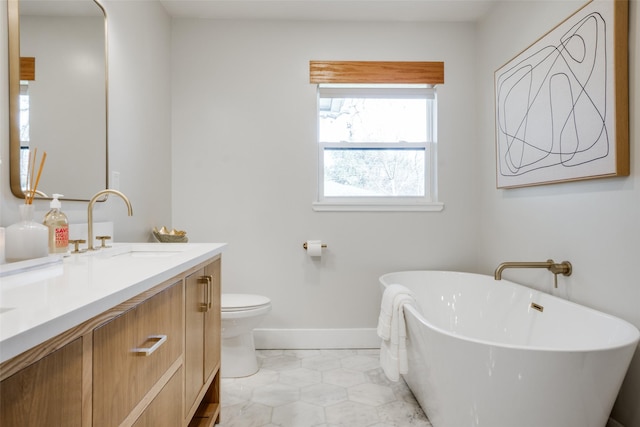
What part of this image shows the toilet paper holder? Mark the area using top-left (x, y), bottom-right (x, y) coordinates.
top-left (303, 242), bottom-right (327, 250)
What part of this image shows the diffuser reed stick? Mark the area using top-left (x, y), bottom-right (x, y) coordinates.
top-left (27, 147), bottom-right (36, 198)
top-left (25, 149), bottom-right (46, 205)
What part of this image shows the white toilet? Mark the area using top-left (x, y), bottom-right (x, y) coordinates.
top-left (221, 293), bottom-right (271, 378)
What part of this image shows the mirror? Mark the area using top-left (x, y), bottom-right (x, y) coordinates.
top-left (8, 0), bottom-right (107, 201)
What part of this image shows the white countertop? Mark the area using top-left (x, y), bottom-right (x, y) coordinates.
top-left (0, 242), bottom-right (227, 363)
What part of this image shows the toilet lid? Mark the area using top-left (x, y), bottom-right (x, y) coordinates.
top-left (221, 293), bottom-right (271, 311)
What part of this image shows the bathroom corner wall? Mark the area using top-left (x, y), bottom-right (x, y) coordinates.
top-left (476, 1), bottom-right (640, 426)
top-left (0, 0), bottom-right (173, 243)
top-left (99, 0), bottom-right (173, 242)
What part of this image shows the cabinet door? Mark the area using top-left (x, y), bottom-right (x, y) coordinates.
top-left (93, 281), bottom-right (183, 427)
top-left (204, 259), bottom-right (221, 381)
top-left (185, 259), bottom-right (222, 423)
top-left (0, 338), bottom-right (83, 426)
top-left (132, 366), bottom-right (183, 427)
top-left (184, 268), bottom-right (206, 414)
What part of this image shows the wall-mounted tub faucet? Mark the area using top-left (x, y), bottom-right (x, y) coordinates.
top-left (87, 189), bottom-right (133, 251)
top-left (494, 259), bottom-right (572, 288)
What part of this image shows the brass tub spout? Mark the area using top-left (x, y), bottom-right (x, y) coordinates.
top-left (494, 259), bottom-right (572, 288)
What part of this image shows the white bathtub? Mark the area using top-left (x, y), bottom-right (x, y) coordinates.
top-left (379, 270), bottom-right (639, 427)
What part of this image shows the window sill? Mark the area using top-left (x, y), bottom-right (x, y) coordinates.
top-left (312, 201), bottom-right (444, 212)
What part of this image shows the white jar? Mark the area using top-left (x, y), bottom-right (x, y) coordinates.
top-left (5, 204), bottom-right (49, 262)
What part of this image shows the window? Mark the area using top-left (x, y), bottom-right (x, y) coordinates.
top-left (314, 84), bottom-right (441, 211)
top-left (310, 61), bottom-right (444, 212)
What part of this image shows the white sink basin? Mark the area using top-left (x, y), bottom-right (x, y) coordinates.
top-left (90, 243), bottom-right (192, 259)
top-left (126, 251), bottom-right (183, 258)
top-left (0, 255), bottom-right (64, 277)
top-left (0, 244), bottom-right (189, 276)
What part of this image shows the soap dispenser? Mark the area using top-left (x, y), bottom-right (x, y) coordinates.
top-left (43, 193), bottom-right (69, 255)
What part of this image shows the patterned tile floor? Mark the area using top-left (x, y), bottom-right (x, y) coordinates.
top-left (219, 349), bottom-right (432, 427)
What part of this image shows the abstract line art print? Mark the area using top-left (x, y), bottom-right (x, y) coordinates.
top-left (495, 0), bottom-right (628, 188)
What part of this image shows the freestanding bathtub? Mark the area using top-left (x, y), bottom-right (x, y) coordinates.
top-left (379, 270), bottom-right (639, 427)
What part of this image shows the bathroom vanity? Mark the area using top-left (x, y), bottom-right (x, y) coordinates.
top-left (0, 243), bottom-right (226, 427)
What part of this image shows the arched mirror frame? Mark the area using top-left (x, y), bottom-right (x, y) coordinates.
top-left (7, 0), bottom-right (109, 202)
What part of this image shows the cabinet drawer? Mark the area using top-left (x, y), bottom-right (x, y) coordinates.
top-left (132, 366), bottom-right (183, 427)
top-left (93, 281), bottom-right (183, 426)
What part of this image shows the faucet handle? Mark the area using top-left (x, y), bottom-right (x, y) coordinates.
top-left (548, 260), bottom-right (572, 288)
top-left (96, 235), bottom-right (112, 249)
top-left (69, 239), bottom-right (86, 253)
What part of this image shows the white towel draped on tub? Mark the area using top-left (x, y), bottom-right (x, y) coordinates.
top-left (377, 284), bottom-right (415, 382)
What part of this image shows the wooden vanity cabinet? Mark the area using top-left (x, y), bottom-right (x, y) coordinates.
top-left (0, 253), bottom-right (222, 427)
top-left (185, 258), bottom-right (221, 426)
top-left (0, 337), bottom-right (83, 426)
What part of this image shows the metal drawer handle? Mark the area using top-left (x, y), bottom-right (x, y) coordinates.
top-left (198, 275), bottom-right (214, 312)
top-left (205, 275), bottom-right (213, 310)
top-left (131, 335), bottom-right (167, 356)
top-left (198, 277), bottom-right (209, 312)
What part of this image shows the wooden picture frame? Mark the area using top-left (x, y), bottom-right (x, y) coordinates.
top-left (494, 0), bottom-right (628, 189)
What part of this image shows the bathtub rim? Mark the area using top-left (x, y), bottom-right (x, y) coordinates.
top-left (380, 269), bottom-right (640, 353)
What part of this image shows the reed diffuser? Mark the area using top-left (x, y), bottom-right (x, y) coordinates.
top-left (5, 149), bottom-right (49, 262)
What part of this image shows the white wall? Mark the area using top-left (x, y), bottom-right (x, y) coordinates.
top-left (171, 19), bottom-right (480, 344)
top-left (100, 0), bottom-right (173, 241)
top-left (476, 1), bottom-right (640, 426)
top-left (0, 0), bottom-right (173, 244)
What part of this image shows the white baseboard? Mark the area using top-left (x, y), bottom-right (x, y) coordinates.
top-left (607, 418), bottom-right (624, 427)
top-left (254, 328), bottom-right (379, 349)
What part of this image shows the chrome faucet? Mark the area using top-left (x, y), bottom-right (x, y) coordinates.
top-left (494, 259), bottom-right (572, 288)
top-left (87, 189), bottom-right (133, 251)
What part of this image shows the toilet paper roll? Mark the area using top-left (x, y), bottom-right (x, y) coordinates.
top-left (306, 240), bottom-right (323, 257)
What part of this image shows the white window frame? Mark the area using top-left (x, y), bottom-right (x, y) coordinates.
top-left (313, 84), bottom-right (443, 212)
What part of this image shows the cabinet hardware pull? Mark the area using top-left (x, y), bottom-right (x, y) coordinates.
top-left (205, 275), bottom-right (213, 309)
top-left (198, 277), bottom-right (209, 312)
top-left (131, 334), bottom-right (167, 356)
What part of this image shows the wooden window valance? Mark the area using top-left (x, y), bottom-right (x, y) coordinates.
top-left (20, 57), bottom-right (35, 81)
top-left (309, 61), bottom-right (444, 84)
